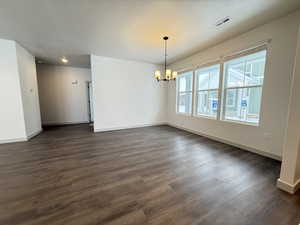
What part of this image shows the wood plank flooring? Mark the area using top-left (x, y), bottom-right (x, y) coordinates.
top-left (0, 124), bottom-right (299, 225)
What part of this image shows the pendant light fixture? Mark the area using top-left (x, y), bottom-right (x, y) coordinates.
top-left (154, 36), bottom-right (177, 82)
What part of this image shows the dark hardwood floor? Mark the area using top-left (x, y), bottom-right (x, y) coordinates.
top-left (0, 124), bottom-right (299, 225)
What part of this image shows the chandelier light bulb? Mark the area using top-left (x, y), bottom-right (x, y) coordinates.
top-left (172, 71), bottom-right (178, 79)
top-left (61, 57), bottom-right (68, 63)
top-left (155, 70), bottom-right (161, 80)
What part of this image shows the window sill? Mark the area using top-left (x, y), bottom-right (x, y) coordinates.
top-left (176, 112), bottom-right (192, 117)
top-left (221, 119), bottom-right (260, 127)
top-left (194, 114), bottom-right (217, 120)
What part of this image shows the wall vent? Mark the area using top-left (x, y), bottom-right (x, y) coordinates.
top-left (216, 17), bottom-right (230, 27)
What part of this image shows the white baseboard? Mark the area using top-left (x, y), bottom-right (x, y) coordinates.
top-left (42, 121), bottom-right (90, 126)
top-left (0, 129), bottom-right (43, 145)
top-left (167, 123), bottom-right (281, 161)
top-left (0, 137), bottom-right (27, 144)
top-left (277, 178), bottom-right (300, 194)
top-left (94, 122), bottom-right (167, 132)
top-left (26, 129), bottom-right (43, 140)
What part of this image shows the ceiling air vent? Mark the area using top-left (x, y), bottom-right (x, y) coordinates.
top-left (216, 17), bottom-right (230, 27)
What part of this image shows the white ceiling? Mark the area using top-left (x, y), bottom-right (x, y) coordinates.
top-left (0, 0), bottom-right (299, 67)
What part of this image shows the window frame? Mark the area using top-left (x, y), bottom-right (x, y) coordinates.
top-left (221, 46), bottom-right (267, 125)
top-left (176, 70), bottom-right (194, 116)
top-left (194, 62), bottom-right (221, 119)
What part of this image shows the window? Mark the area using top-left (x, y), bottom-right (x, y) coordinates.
top-left (223, 50), bottom-right (266, 124)
top-left (177, 71), bottom-right (193, 114)
top-left (195, 64), bottom-right (220, 118)
top-left (175, 46), bottom-right (267, 125)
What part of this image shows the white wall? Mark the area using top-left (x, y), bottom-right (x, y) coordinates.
top-left (167, 10), bottom-right (300, 159)
top-left (278, 25), bottom-right (300, 193)
top-left (294, 26), bottom-right (300, 190)
top-left (37, 65), bottom-right (91, 125)
top-left (16, 43), bottom-right (42, 137)
top-left (0, 39), bottom-right (27, 143)
top-left (91, 55), bottom-right (167, 131)
top-left (0, 39), bottom-right (41, 143)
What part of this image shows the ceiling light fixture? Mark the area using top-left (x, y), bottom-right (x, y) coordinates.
top-left (154, 36), bottom-right (177, 82)
top-left (61, 57), bottom-right (68, 63)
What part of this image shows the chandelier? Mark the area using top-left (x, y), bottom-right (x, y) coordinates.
top-left (154, 36), bottom-right (177, 81)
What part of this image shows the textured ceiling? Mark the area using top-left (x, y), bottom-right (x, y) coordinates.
top-left (0, 0), bottom-right (300, 67)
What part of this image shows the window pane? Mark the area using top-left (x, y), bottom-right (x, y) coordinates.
top-left (209, 68), bottom-right (220, 89)
top-left (224, 87), bottom-right (262, 124)
top-left (244, 54), bottom-right (266, 86)
top-left (198, 72), bottom-right (209, 90)
top-left (247, 87), bottom-right (262, 123)
top-left (178, 72), bottom-right (193, 92)
top-left (225, 60), bottom-right (245, 88)
top-left (178, 93), bottom-right (192, 114)
top-left (197, 90), bottom-right (218, 118)
top-left (197, 91), bottom-right (209, 115)
top-left (196, 64), bottom-right (220, 90)
top-left (225, 50), bottom-right (266, 88)
top-left (208, 90), bottom-right (218, 117)
top-left (224, 88), bottom-right (242, 121)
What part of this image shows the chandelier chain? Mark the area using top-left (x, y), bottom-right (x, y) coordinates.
top-left (164, 38), bottom-right (167, 73)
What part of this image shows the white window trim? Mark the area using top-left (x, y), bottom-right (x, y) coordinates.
top-left (221, 118), bottom-right (261, 127)
top-left (194, 113), bottom-right (218, 120)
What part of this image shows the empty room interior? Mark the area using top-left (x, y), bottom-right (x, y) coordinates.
top-left (1, 1), bottom-right (300, 224)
